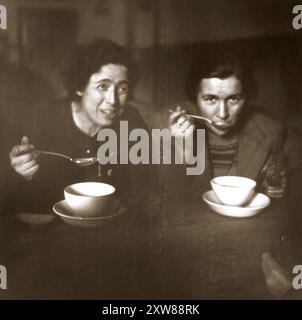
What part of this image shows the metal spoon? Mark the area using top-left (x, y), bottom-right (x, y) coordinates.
top-left (37, 151), bottom-right (98, 166)
top-left (186, 114), bottom-right (213, 124)
top-left (185, 115), bottom-right (230, 128)
top-left (183, 115), bottom-right (229, 128)
top-left (168, 109), bottom-right (213, 124)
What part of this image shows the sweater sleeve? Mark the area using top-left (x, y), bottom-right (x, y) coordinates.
top-left (260, 125), bottom-right (288, 199)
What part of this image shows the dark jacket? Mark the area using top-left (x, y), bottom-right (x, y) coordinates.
top-left (159, 101), bottom-right (286, 214)
top-left (6, 98), bottom-right (156, 215)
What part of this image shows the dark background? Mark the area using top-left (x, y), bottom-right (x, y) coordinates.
top-left (1, 0), bottom-right (302, 255)
top-left (1, 0), bottom-right (302, 119)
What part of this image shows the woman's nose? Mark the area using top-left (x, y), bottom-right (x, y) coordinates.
top-left (217, 100), bottom-right (229, 120)
top-left (106, 88), bottom-right (116, 105)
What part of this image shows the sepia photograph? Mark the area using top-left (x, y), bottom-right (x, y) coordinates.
top-left (0, 0), bottom-right (302, 301)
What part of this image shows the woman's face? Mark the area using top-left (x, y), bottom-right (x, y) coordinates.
top-left (196, 76), bottom-right (245, 136)
top-left (79, 63), bottom-right (129, 128)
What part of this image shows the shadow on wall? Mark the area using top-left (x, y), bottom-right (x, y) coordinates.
top-left (150, 35), bottom-right (302, 189)
top-left (0, 57), bottom-right (58, 215)
top-left (0, 57), bottom-right (59, 139)
top-left (152, 34), bottom-right (302, 122)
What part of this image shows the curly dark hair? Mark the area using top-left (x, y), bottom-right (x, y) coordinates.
top-left (185, 52), bottom-right (255, 102)
top-left (62, 39), bottom-right (138, 100)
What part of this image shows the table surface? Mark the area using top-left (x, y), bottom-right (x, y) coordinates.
top-left (1, 197), bottom-right (294, 300)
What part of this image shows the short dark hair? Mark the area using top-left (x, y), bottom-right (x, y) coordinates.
top-left (62, 39), bottom-right (138, 100)
top-left (185, 52), bottom-right (255, 102)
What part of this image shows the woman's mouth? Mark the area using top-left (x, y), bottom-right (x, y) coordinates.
top-left (212, 121), bottom-right (232, 129)
top-left (100, 109), bottom-right (119, 120)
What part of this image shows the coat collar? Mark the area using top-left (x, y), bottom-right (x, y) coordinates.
top-left (179, 101), bottom-right (272, 180)
top-left (235, 111), bottom-right (271, 179)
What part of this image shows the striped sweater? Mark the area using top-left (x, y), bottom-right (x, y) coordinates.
top-left (209, 142), bottom-right (287, 199)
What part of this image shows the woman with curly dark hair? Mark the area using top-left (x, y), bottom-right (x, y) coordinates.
top-left (9, 39), bottom-right (154, 215)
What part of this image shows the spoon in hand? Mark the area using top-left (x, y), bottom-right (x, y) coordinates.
top-left (168, 109), bottom-right (213, 124)
top-left (168, 108), bottom-right (229, 128)
top-left (36, 151), bottom-right (98, 166)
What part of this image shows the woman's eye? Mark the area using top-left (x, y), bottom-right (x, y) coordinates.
top-left (118, 85), bottom-right (129, 94)
top-left (98, 83), bottom-right (110, 91)
top-left (228, 96), bottom-right (240, 104)
top-left (204, 97), bottom-right (217, 104)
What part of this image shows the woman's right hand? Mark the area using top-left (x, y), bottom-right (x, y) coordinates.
top-left (168, 106), bottom-right (195, 138)
top-left (9, 136), bottom-right (40, 181)
top-left (168, 106), bottom-right (196, 164)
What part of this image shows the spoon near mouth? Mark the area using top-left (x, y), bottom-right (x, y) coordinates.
top-left (168, 109), bottom-right (230, 129)
top-left (168, 109), bottom-right (213, 124)
top-left (186, 116), bottom-right (228, 128)
top-left (186, 114), bottom-right (213, 124)
top-left (37, 151), bottom-right (98, 166)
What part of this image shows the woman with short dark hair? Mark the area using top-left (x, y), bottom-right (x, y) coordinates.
top-left (63, 39), bottom-right (138, 102)
top-left (9, 39), bottom-right (154, 215)
top-left (168, 52), bottom-right (287, 199)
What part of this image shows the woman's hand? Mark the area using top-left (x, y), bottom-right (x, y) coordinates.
top-left (168, 106), bottom-right (196, 164)
top-left (168, 106), bottom-right (195, 138)
top-left (9, 136), bottom-right (40, 181)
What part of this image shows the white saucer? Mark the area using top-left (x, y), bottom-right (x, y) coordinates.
top-left (53, 199), bottom-right (124, 228)
top-left (202, 190), bottom-right (271, 218)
